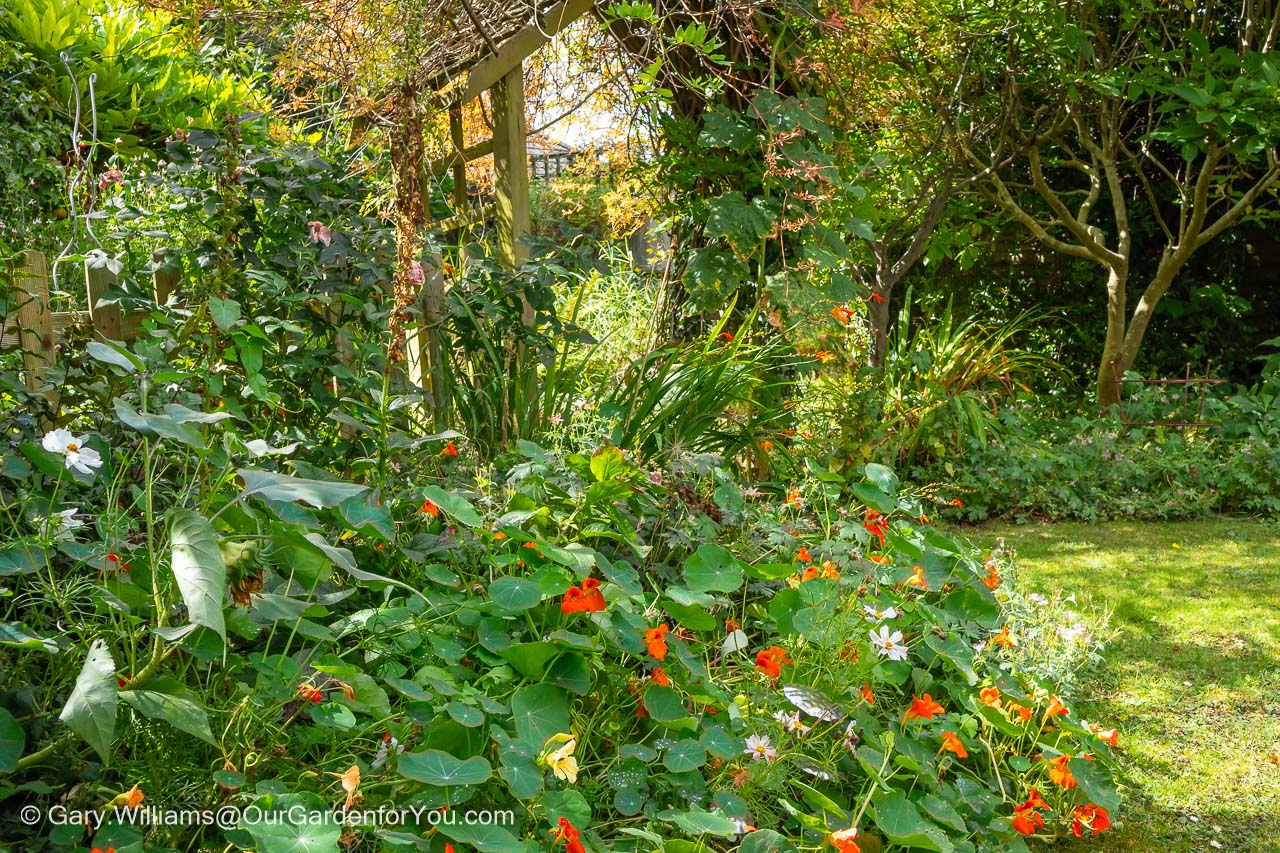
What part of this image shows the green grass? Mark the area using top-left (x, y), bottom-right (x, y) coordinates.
top-left (976, 520), bottom-right (1280, 853)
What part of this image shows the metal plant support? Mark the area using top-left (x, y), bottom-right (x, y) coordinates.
top-left (1111, 361), bottom-right (1224, 429)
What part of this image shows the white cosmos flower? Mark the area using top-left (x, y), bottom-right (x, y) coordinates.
top-left (42, 429), bottom-right (104, 476)
top-left (743, 734), bottom-right (776, 762)
top-left (870, 625), bottom-right (908, 661)
top-left (38, 508), bottom-right (84, 541)
top-left (863, 604), bottom-right (899, 623)
top-left (773, 710), bottom-right (811, 735)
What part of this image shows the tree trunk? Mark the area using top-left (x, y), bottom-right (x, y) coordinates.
top-left (1094, 266), bottom-right (1129, 406)
top-left (868, 270), bottom-right (893, 367)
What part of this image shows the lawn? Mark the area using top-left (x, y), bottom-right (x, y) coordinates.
top-left (977, 520), bottom-right (1280, 853)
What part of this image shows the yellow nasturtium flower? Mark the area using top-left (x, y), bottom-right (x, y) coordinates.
top-left (539, 733), bottom-right (579, 784)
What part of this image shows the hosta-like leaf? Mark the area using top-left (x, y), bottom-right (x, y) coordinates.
top-left (782, 683), bottom-right (844, 721)
top-left (238, 469), bottom-right (368, 508)
top-left (0, 707), bottom-right (25, 772)
top-left (120, 677), bottom-right (216, 745)
top-left (168, 509), bottom-right (226, 644)
top-left (59, 639), bottom-right (117, 762)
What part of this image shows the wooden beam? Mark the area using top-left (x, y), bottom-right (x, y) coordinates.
top-left (430, 202), bottom-right (496, 235)
top-left (14, 250), bottom-right (54, 394)
top-left (491, 62), bottom-right (531, 272)
top-left (433, 0), bottom-right (595, 106)
top-left (427, 138), bottom-right (493, 178)
top-left (84, 252), bottom-right (124, 341)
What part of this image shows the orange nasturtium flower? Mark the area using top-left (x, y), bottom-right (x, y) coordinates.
top-left (1045, 695), bottom-right (1069, 719)
top-left (815, 350), bottom-right (836, 364)
top-left (868, 554), bottom-right (891, 565)
top-left (1072, 804), bottom-right (1112, 837)
top-left (992, 626), bottom-right (1017, 648)
top-left (796, 546), bottom-right (813, 563)
top-left (1048, 754), bottom-right (1077, 789)
top-left (1006, 701), bottom-right (1033, 723)
top-left (831, 305), bottom-right (856, 324)
top-left (297, 683), bottom-right (324, 703)
top-left (441, 441), bottom-right (459, 457)
top-left (650, 667), bottom-right (670, 686)
top-left (828, 826), bottom-right (861, 852)
top-left (938, 732), bottom-right (968, 758)
top-left (821, 560), bottom-right (840, 579)
top-left (862, 509), bottom-right (888, 547)
top-left (1011, 803), bottom-right (1045, 835)
top-left (979, 687), bottom-right (1003, 708)
top-left (786, 489), bottom-right (804, 508)
top-left (1090, 723), bottom-right (1119, 746)
top-left (905, 565), bottom-right (928, 590)
top-left (331, 765), bottom-right (360, 810)
top-left (562, 578), bottom-right (606, 614)
top-left (902, 693), bottom-right (945, 723)
top-left (418, 499), bottom-right (440, 517)
top-left (860, 683), bottom-right (875, 705)
top-left (645, 624), bottom-right (670, 660)
top-left (755, 645), bottom-right (794, 677)
top-left (982, 560), bottom-right (1000, 590)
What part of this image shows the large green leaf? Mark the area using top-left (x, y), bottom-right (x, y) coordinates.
top-left (667, 807), bottom-right (741, 838)
top-left (0, 707), bottom-right (24, 772)
top-left (240, 793), bottom-right (341, 853)
top-left (436, 822), bottom-right (531, 853)
top-left (488, 577), bottom-right (543, 612)
top-left (1069, 755), bottom-right (1120, 811)
top-left (59, 639), bottom-right (117, 762)
top-left (398, 749), bottom-right (492, 786)
top-left (683, 543), bottom-right (743, 593)
top-left (120, 677), bottom-right (216, 745)
top-left (706, 191), bottom-right (774, 257)
top-left (419, 485), bottom-right (483, 527)
top-left (168, 509), bottom-right (227, 644)
top-left (114, 399), bottom-right (204, 448)
top-left (873, 792), bottom-right (952, 852)
top-left (238, 469), bottom-right (369, 508)
top-left (300, 533), bottom-right (427, 602)
top-left (511, 683), bottom-right (571, 747)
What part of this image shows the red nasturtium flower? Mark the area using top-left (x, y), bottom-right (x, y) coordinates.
top-left (755, 645), bottom-right (793, 677)
top-left (1072, 804), bottom-right (1111, 837)
top-left (831, 305), bottom-right (856, 324)
top-left (297, 683), bottom-right (324, 703)
top-left (862, 509), bottom-right (888, 547)
top-left (645, 625), bottom-right (670, 660)
top-left (951, 498), bottom-right (963, 507)
top-left (562, 578), bottom-right (606, 614)
top-left (91, 848), bottom-right (116, 853)
top-left (553, 816), bottom-right (586, 853)
top-left (903, 693), bottom-right (945, 723)
top-left (1047, 754), bottom-right (1077, 789)
top-left (442, 441), bottom-right (459, 457)
top-left (1011, 804), bottom-right (1045, 835)
top-left (905, 564), bottom-right (929, 590)
top-left (828, 826), bottom-right (861, 852)
top-left (796, 546), bottom-right (813, 563)
top-left (860, 683), bottom-right (875, 705)
top-left (1045, 695), bottom-right (1069, 719)
top-left (786, 488), bottom-right (804, 508)
top-left (938, 732), bottom-right (968, 758)
top-left (418, 499), bottom-right (440, 517)
top-left (869, 292), bottom-right (884, 304)
top-left (650, 667), bottom-right (670, 686)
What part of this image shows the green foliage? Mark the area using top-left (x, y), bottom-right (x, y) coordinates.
top-left (1, 0), bottom-right (260, 150)
top-left (924, 365), bottom-right (1280, 521)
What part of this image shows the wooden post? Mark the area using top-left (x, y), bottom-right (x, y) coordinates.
top-left (84, 252), bottom-right (124, 341)
top-left (491, 63), bottom-right (531, 275)
top-left (15, 250), bottom-right (54, 395)
top-left (152, 248), bottom-right (180, 305)
top-left (405, 261), bottom-right (448, 428)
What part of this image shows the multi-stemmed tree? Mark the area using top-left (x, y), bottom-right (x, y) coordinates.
top-left (957, 0), bottom-right (1280, 403)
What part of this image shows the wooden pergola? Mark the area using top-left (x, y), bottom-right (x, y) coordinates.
top-left (396, 0), bottom-right (595, 424)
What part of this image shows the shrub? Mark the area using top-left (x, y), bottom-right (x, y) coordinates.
top-left (0, 342), bottom-right (1121, 852)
